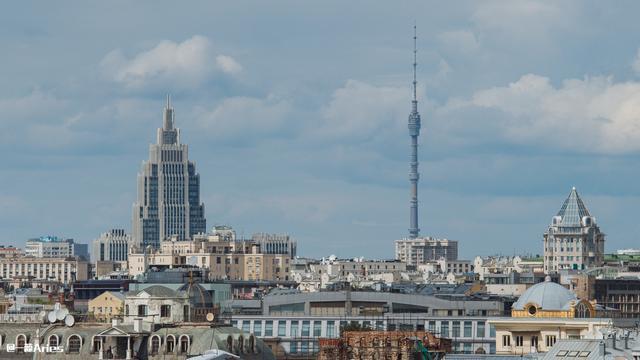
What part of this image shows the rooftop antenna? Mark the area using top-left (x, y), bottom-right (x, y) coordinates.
top-left (166, 93), bottom-right (171, 108)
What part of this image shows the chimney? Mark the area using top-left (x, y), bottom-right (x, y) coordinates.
top-left (112, 318), bottom-right (120, 327)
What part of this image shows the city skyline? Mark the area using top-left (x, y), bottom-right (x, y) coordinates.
top-left (3, 2), bottom-right (640, 258)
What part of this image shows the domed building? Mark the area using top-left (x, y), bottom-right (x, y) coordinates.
top-left (490, 278), bottom-right (610, 356)
top-left (511, 276), bottom-right (595, 319)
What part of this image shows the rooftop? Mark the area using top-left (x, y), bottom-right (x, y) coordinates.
top-left (555, 187), bottom-right (591, 227)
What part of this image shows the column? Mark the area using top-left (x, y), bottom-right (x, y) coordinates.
top-left (126, 337), bottom-right (131, 360)
top-left (99, 338), bottom-right (104, 360)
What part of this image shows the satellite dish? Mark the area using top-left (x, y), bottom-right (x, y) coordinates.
top-left (39, 311), bottom-right (47, 322)
top-left (56, 308), bottom-right (68, 321)
top-left (206, 313), bottom-right (215, 322)
top-left (48, 311), bottom-right (57, 323)
top-left (64, 314), bottom-right (75, 327)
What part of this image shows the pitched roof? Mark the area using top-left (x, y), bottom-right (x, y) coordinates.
top-left (556, 187), bottom-right (591, 226)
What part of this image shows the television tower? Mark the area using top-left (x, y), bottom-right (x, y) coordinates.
top-left (408, 25), bottom-right (421, 239)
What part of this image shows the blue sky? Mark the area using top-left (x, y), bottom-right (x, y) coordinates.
top-left (2, 1), bottom-right (640, 259)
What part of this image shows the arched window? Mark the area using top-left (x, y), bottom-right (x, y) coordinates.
top-left (237, 335), bottom-right (244, 354)
top-left (67, 335), bottom-right (82, 353)
top-left (48, 335), bottom-right (59, 348)
top-left (92, 336), bottom-right (101, 353)
top-left (179, 335), bottom-right (189, 354)
top-left (249, 335), bottom-right (256, 354)
top-left (16, 334), bottom-right (27, 353)
top-left (575, 302), bottom-right (592, 318)
top-left (150, 335), bottom-right (161, 355)
top-left (166, 335), bottom-right (175, 353)
top-left (227, 335), bottom-right (233, 351)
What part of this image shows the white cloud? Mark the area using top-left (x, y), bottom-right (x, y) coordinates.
top-left (196, 95), bottom-right (291, 139)
top-left (100, 35), bottom-right (241, 89)
top-left (472, 1), bottom-right (566, 33)
top-left (438, 30), bottom-right (480, 53)
top-left (216, 55), bottom-right (242, 75)
top-left (444, 73), bottom-right (640, 154)
top-left (315, 80), bottom-right (410, 140)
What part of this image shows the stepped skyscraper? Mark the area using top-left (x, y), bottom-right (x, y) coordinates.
top-left (408, 26), bottom-right (421, 238)
top-left (132, 96), bottom-right (206, 249)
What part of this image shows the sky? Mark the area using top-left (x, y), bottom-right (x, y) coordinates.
top-left (2, 1), bottom-right (640, 259)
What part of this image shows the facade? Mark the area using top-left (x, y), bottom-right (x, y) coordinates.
top-left (0, 321), bottom-right (274, 360)
top-left (88, 291), bottom-right (125, 322)
top-left (0, 256), bottom-right (89, 284)
top-left (317, 331), bottom-right (451, 360)
top-left (395, 237), bottom-right (458, 265)
top-left (0, 245), bottom-right (23, 258)
top-left (92, 229), bottom-right (129, 264)
top-left (228, 290), bottom-right (506, 356)
top-left (490, 277), bottom-right (609, 356)
top-left (543, 187), bottom-right (605, 274)
top-left (594, 278), bottom-right (640, 318)
top-left (128, 236), bottom-right (291, 281)
top-left (132, 97), bottom-right (206, 250)
top-left (251, 232), bottom-right (297, 257)
top-left (25, 236), bottom-right (88, 260)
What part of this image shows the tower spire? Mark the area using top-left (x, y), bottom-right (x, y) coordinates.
top-left (413, 24), bottom-right (417, 107)
top-left (163, 93), bottom-right (174, 130)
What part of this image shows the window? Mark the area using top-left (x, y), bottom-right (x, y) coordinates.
top-left (278, 321), bottom-right (287, 336)
top-left (179, 335), bottom-right (189, 353)
top-left (68, 335), bottom-right (82, 353)
top-left (327, 321), bottom-right (335, 338)
top-left (166, 335), bottom-right (175, 353)
top-left (138, 304), bottom-right (147, 316)
top-left (161, 305), bottom-right (171, 318)
top-left (440, 321), bottom-right (449, 337)
top-left (313, 322), bottom-right (322, 337)
top-left (49, 335), bottom-right (59, 348)
top-left (464, 321), bottom-right (472, 337)
top-left (92, 337), bottom-right (100, 353)
top-left (489, 324), bottom-right (496, 337)
top-left (452, 321), bottom-right (461, 337)
top-left (531, 336), bottom-right (539, 349)
top-left (502, 335), bottom-right (511, 347)
top-left (428, 321), bottom-right (436, 333)
top-left (16, 334), bottom-right (26, 353)
top-left (254, 321), bottom-right (263, 336)
top-left (265, 321), bottom-right (273, 336)
top-left (290, 341), bottom-right (298, 353)
top-left (545, 335), bottom-right (557, 347)
top-left (150, 336), bottom-right (160, 355)
top-left (289, 321), bottom-right (298, 337)
top-left (243, 321), bottom-right (251, 333)
top-left (515, 335), bottom-right (523, 347)
top-left (476, 322), bottom-right (485, 338)
top-left (301, 321), bottom-right (310, 336)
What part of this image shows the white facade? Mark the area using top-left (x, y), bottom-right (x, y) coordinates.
top-left (0, 256), bottom-right (89, 284)
top-left (395, 237), bottom-right (458, 265)
top-left (543, 188), bottom-right (605, 274)
top-left (25, 236), bottom-right (74, 258)
top-left (232, 315), bottom-right (496, 355)
top-left (124, 286), bottom-right (190, 325)
top-left (92, 229), bottom-right (130, 264)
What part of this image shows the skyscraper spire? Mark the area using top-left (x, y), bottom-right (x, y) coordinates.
top-left (163, 93), bottom-right (174, 131)
top-left (408, 25), bottom-right (422, 239)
